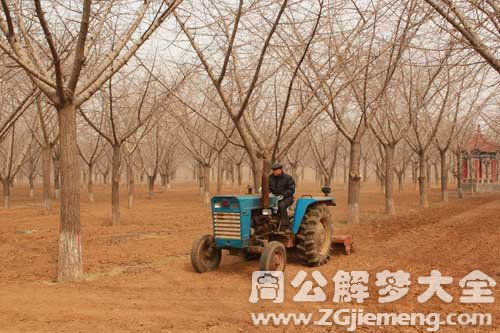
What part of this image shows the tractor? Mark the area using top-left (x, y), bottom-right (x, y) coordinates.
top-left (191, 186), bottom-right (344, 272)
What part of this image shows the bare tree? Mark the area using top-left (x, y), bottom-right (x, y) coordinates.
top-left (174, 0), bottom-right (324, 202)
top-left (137, 118), bottom-right (177, 199)
top-left (370, 85), bottom-right (411, 214)
top-left (423, 0), bottom-right (500, 74)
top-left (285, 134), bottom-right (310, 185)
top-left (96, 152), bottom-right (110, 185)
top-left (172, 98), bottom-right (234, 202)
top-left (28, 96), bottom-right (59, 212)
top-left (122, 131), bottom-right (149, 209)
top-left (434, 65), bottom-right (486, 201)
top-left (308, 125), bottom-right (340, 188)
top-left (0, 0), bottom-right (183, 280)
top-left (224, 146), bottom-right (247, 189)
top-left (78, 119), bottom-right (105, 203)
top-left (0, 124), bottom-right (32, 208)
top-left (23, 142), bottom-right (40, 198)
top-left (302, 0), bottom-right (422, 222)
top-left (403, 49), bottom-right (453, 207)
top-left (159, 142), bottom-right (179, 191)
top-left (0, 76), bottom-right (36, 207)
top-left (394, 144), bottom-right (413, 192)
top-left (79, 71), bottom-right (158, 225)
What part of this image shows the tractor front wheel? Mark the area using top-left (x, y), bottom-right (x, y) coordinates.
top-left (296, 204), bottom-right (334, 266)
top-left (191, 235), bottom-right (222, 273)
top-left (259, 241), bottom-right (287, 271)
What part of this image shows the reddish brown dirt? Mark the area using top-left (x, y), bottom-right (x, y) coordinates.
top-left (0, 183), bottom-right (498, 332)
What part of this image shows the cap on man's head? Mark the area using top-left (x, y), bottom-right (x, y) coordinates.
top-left (271, 163), bottom-right (283, 170)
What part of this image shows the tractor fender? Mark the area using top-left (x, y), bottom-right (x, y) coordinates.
top-left (291, 197), bottom-right (336, 234)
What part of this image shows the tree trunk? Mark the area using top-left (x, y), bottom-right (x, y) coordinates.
top-left (111, 145), bottom-right (121, 225)
top-left (148, 175), bottom-right (156, 199)
top-left (347, 141), bottom-right (362, 224)
top-left (418, 151), bottom-right (429, 208)
top-left (456, 152), bottom-right (463, 199)
top-left (434, 163), bottom-right (439, 186)
top-left (378, 162), bottom-right (385, 191)
top-left (236, 162), bottom-right (243, 187)
top-left (198, 163), bottom-right (204, 194)
top-left (426, 160), bottom-right (431, 189)
top-left (29, 176), bottom-right (35, 198)
top-left (449, 159), bottom-right (455, 184)
top-left (363, 156), bottom-right (368, 183)
top-left (411, 161), bottom-right (417, 185)
top-left (343, 155), bottom-right (348, 186)
top-left (439, 150), bottom-right (448, 202)
top-left (203, 164), bottom-right (210, 203)
top-left (53, 157), bottom-right (61, 199)
top-left (397, 172), bottom-right (403, 192)
top-left (261, 158), bottom-right (271, 207)
top-left (161, 174), bottom-right (167, 187)
top-left (41, 145), bottom-right (52, 212)
top-left (384, 144), bottom-right (396, 215)
top-left (252, 160), bottom-right (262, 192)
top-left (2, 179), bottom-right (10, 209)
top-left (127, 162), bottom-right (134, 208)
top-left (166, 173), bottom-right (172, 190)
top-left (216, 152), bottom-right (222, 194)
top-left (230, 162), bottom-right (235, 185)
top-left (322, 174), bottom-right (330, 188)
top-left (57, 104), bottom-right (83, 282)
top-left (88, 163), bottom-right (94, 203)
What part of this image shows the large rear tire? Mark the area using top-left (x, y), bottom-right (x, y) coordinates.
top-left (259, 241), bottom-right (287, 271)
top-left (191, 235), bottom-right (222, 273)
top-left (296, 204), bottom-right (333, 266)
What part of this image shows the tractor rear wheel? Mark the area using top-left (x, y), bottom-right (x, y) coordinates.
top-left (191, 235), bottom-right (222, 273)
top-left (259, 241), bottom-right (287, 271)
top-left (296, 204), bottom-right (333, 266)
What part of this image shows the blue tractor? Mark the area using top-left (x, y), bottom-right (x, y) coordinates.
top-left (191, 187), bottom-right (336, 272)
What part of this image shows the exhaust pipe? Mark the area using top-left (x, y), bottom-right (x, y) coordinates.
top-left (261, 159), bottom-right (270, 208)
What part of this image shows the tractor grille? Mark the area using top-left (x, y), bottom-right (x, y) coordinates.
top-left (213, 212), bottom-right (241, 240)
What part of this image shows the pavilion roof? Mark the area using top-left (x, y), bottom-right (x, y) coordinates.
top-left (464, 127), bottom-right (499, 153)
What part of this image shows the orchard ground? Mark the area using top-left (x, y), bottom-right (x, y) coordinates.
top-left (0, 183), bottom-right (498, 332)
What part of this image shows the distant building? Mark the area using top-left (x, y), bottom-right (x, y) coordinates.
top-left (461, 126), bottom-right (499, 192)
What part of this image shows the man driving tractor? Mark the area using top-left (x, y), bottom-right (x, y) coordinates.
top-left (191, 160), bottom-right (341, 273)
top-left (269, 163), bottom-right (295, 225)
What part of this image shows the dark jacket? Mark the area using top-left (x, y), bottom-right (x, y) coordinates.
top-left (269, 173), bottom-right (295, 200)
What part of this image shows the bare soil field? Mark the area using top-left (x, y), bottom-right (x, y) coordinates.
top-left (0, 183), bottom-right (498, 332)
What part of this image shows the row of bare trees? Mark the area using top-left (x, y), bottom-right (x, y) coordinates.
top-left (1, 0), bottom-right (498, 281)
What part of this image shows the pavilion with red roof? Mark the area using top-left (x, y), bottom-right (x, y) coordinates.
top-left (461, 126), bottom-right (499, 187)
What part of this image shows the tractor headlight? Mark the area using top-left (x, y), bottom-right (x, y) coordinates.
top-left (262, 209), bottom-right (272, 216)
top-left (214, 202), bottom-right (222, 208)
